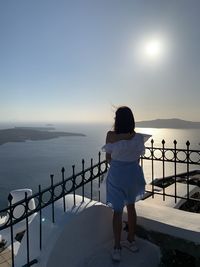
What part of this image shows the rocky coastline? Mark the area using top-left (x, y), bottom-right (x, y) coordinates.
top-left (0, 127), bottom-right (85, 146)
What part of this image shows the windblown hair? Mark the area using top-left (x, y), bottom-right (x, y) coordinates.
top-left (114, 106), bottom-right (135, 134)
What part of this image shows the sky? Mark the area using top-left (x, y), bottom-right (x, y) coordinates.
top-left (0, 0), bottom-right (200, 123)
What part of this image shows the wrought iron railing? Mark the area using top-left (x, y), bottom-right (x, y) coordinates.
top-left (0, 141), bottom-right (199, 267)
top-left (0, 153), bottom-right (108, 267)
top-left (141, 140), bottom-right (200, 202)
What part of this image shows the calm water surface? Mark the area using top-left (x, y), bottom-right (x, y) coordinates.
top-left (0, 122), bottom-right (199, 209)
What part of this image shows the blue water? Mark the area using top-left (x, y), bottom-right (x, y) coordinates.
top-left (0, 122), bottom-right (200, 209)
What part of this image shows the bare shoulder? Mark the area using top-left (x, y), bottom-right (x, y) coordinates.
top-left (106, 131), bottom-right (136, 143)
top-left (106, 131), bottom-right (116, 143)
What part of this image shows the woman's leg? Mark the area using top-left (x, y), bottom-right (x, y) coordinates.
top-left (113, 211), bottom-right (122, 248)
top-left (126, 203), bottom-right (137, 242)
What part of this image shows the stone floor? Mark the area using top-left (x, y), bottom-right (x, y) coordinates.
top-left (0, 248), bottom-right (11, 267)
top-left (0, 238), bottom-right (160, 267)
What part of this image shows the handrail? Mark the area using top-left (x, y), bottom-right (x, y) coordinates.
top-left (0, 157), bottom-right (108, 231)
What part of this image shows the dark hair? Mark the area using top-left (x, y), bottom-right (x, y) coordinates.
top-left (114, 106), bottom-right (135, 134)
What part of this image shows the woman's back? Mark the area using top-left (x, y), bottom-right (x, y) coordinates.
top-left (103, 132), bottom-right (145, 162)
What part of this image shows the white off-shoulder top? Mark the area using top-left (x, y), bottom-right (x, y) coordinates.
top-left (102, 133), bottom-right (151, 162)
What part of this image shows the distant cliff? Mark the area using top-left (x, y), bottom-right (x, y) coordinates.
top-left (136, 119), bottom-right (200, 129)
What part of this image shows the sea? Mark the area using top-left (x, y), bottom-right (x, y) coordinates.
top-left (0, 122), bottom-right (200, 210)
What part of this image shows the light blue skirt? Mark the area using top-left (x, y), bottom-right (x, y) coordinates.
top-left (106, 160), bottom-right (145, 212)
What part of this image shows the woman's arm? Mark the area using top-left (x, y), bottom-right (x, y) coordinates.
top-left (105, 131), bottom-right (112, 163)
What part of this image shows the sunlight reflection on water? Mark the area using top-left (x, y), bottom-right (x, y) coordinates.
top-left (0, 123), bottom-right (199, 208)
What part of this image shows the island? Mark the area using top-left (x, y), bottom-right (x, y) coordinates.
top-left (136, 118), bottom-right (200, 129)
top-left (0, 127), bottom-right (86, 146)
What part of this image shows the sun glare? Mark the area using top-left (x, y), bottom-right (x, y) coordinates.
top-left (144, 39), bottom-right (162, 58)
top-left (134, 35), bottom-right (167, 66)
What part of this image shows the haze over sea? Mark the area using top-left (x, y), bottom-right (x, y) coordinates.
top-left (0, 122), bottom-right (200, 209)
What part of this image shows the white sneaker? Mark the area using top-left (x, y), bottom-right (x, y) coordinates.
top-left (111, 248), bottom-right (121, 262)
top-left (121, 240), bottom-right (139, 252)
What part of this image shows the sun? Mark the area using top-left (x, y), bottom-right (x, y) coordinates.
top-left (133, 35), bottom-right (167, 66)
top-left (144, 39), bottom-right (163, 59)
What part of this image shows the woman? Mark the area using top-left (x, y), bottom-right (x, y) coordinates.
top-left (102, 106), bottom-right (151, 262)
